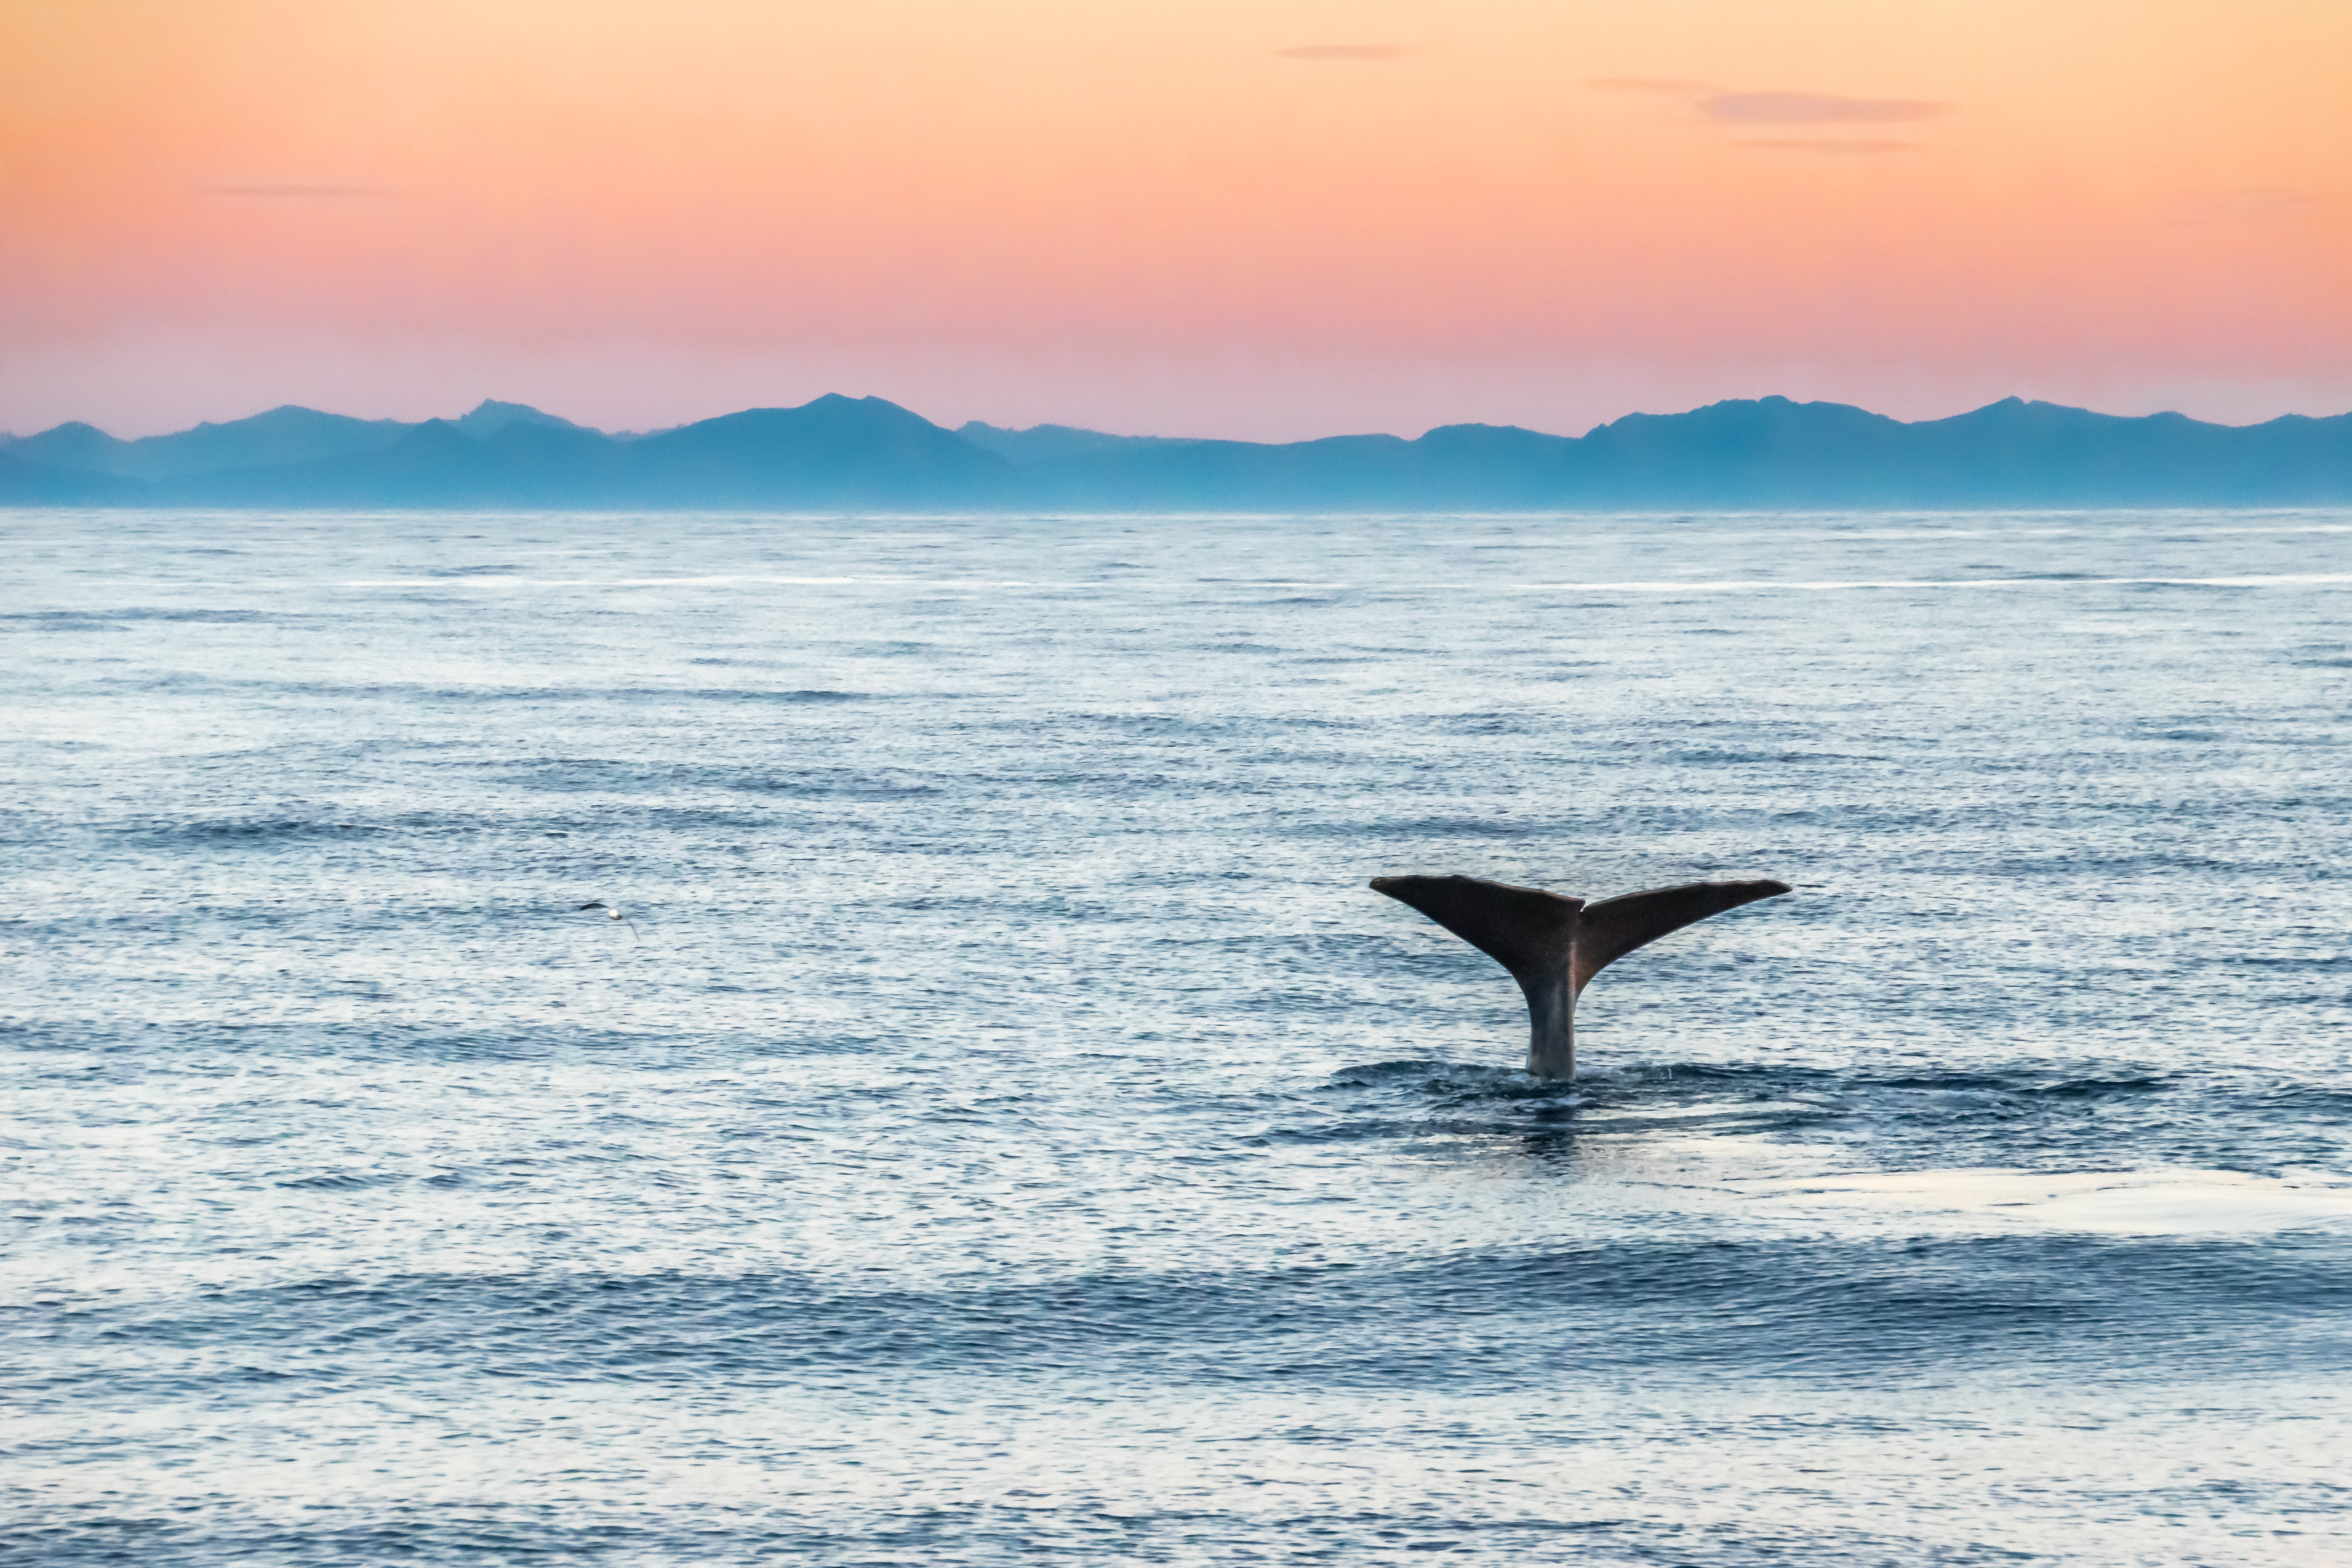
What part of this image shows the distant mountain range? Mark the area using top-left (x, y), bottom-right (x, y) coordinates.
top-left (5, 393), bottom-right (2348, 509)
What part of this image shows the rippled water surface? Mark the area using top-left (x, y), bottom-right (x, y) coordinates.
top-left (6, 507), bottom-right (2352, 1565)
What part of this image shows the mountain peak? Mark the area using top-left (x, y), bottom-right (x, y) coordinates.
top-left (454, 400), bottom-right (591, 439)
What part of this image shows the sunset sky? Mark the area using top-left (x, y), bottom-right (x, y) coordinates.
top-left (4, 0), bottom-right (2347, 438)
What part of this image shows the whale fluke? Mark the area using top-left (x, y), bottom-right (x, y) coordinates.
top-left (1369, 874), bottom-right (1791, 1079)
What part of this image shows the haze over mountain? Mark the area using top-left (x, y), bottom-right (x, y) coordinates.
top-left (4, 394), bottom-right (2348, 510)
top-left (955, 422), bottom-right (1207, 466)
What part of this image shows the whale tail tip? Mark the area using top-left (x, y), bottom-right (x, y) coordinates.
top-left (1371, 873), bottom-right (1790, 1078)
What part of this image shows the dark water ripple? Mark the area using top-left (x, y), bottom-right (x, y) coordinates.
top-left (4, 507), bottom-right (2351, 1565)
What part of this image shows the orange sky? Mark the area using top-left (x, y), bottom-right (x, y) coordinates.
top-left (3, 0), bottom-right (2347, 437)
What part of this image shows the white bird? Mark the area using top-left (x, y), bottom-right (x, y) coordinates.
top-left (577, 900), bottom-right (641, 943)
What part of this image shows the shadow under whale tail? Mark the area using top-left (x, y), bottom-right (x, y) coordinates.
top-left (1370, 874), bottom-right (1791, 1079)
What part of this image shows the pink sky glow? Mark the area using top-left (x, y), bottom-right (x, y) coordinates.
top-left (5, 0), bottom-right (2348, 438)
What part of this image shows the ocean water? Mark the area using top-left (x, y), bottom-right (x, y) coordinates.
top-left (5, 506), bottom-right (2351, 1566)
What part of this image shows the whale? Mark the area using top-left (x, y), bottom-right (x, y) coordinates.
top-left (1370, 874), bottom-right (1792, 1079)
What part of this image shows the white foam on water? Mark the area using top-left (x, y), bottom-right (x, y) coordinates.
top-left (1508, 573), bottom-right (2352, 592)
top-left (1727, 1167), bottom-right (2352, 1234)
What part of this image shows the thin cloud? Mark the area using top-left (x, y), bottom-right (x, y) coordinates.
top-left (1275, 44), bottom-right (1414, 62)
top-left (1700, 91), bottom-right (1949, 125)
top-left (205, 185), bottom-right (398, 199)
top-left (1738, 139), bottom-right (1923, 154)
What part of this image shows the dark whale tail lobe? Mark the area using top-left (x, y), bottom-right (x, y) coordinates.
top-left (1369, 875), bottom-right (1791, 1079)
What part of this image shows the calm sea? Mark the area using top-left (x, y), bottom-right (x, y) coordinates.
top-left (6, 507), bottom-right (2351, 1566)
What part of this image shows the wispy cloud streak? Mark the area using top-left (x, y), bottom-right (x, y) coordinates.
top-left (1699, 91), bottom-right (1949, 124)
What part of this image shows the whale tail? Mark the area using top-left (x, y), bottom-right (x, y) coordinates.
top-left (1369, 874), bottom-right (1790, 1079)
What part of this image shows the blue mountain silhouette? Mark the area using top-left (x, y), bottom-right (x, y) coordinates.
top-left (4, 392), bottom-right (2345, 507)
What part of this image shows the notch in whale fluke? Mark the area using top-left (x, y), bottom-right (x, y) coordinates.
top-left (1369, 874), bottom-right (1791, 1079)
